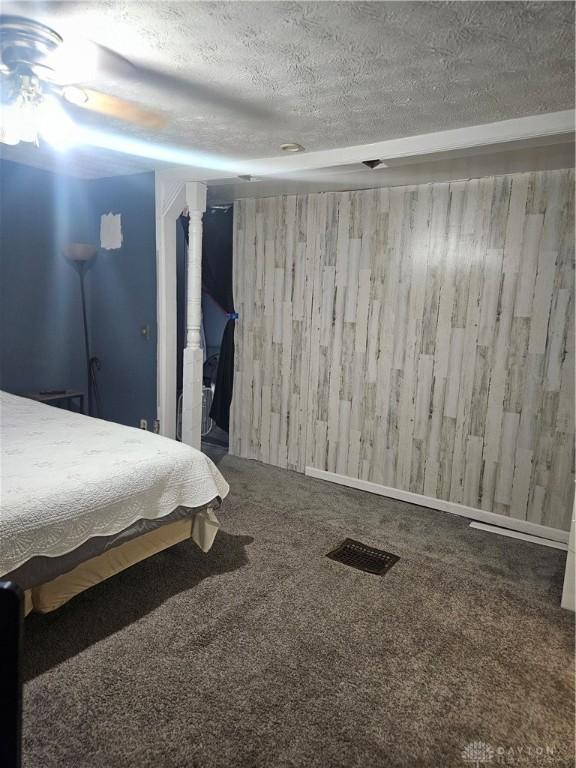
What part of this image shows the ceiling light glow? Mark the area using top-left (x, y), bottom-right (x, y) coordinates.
top-left (74, 126), bottom-right (254, 175)
top-left (0, 91), bottom-right (79, 150)
top-left (38, 96), bottom-right (80, 150)
top-left (0, 98), bottom-right (39, 145)
top-left (43, 39), bottom-right (100, 85)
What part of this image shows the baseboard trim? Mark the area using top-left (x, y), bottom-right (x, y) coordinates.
top-left (469, 522), bottom-right (568, 551)
top-left (304, 466), bottom-right (569, 545)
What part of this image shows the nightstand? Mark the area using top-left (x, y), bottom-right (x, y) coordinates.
top-left (21, 390), bottom-right (86, 414)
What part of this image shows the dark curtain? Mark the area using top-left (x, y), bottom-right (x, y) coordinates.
top-left (180, 207), bottom-right (235, 432)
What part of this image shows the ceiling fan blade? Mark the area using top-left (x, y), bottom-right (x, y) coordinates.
top-left (93, 42), bottom-right (278, 123)
top-left (0, 15), bottom-right (281, 125)
top-left (63, 87), bottom-right (169, 130)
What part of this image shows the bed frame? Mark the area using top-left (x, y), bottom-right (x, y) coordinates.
top-left (24, 509), bottom-right (218, 615)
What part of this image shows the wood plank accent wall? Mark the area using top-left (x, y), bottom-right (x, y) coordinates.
top-left (231, 196), bottom-right (317, 471)
top-left (231, 169), bottom-right (575, 531)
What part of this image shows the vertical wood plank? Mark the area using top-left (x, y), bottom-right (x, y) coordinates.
top-left (232, 169), bottom-right (574, 532)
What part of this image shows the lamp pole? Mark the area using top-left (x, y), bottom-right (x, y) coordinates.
top-left (74, 260), bottom-right (89, 413)
top-left (64, 243), bottom-right (101, 417)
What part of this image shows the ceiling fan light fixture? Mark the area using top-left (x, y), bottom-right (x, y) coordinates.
top-left (0, 95), bottom-right (39, 145)
top-left (38, 94), bottom-right (79, 150)
top-left (280, 142), bottom-right (305, 153)
top-left (0, 102), bottom-right (26, 144)
top-left (0, 84), bottom-right (80, 149)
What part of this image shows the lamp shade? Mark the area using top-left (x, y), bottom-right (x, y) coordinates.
top-left (63, 243), bottom-right (97, 262)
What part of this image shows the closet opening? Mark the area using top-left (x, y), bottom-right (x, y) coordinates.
top-left (176, 204), bottom-right (234, 462)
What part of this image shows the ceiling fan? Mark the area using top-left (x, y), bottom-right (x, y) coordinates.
top-left (0, 14), bottom-right (273, 148)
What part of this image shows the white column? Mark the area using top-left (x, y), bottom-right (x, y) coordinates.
top-left (181, 182), bottom-right (207, 448)
top-left (155, 175), bottom-right (187, 439)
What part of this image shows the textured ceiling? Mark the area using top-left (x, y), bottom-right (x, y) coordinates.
top-left (1, 1), bottom-right (574, 177)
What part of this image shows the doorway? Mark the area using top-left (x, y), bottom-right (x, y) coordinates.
top-left (201, 204), bottom-right (235, 461)
top-left (175, 204), bottom-right (234, 462)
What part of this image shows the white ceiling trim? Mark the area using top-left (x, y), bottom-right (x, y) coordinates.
top-left (240, 110), bottom-right (575, 179)
top-left (208, 143), bottom-right (574, 204)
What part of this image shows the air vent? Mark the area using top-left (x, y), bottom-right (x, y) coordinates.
top-left (326, 538), bottom-right (399, 575)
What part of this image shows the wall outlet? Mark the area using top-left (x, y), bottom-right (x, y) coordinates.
top-left (152, 419), bottom-right (160, 434)
top-left (139, 419), bottom-right (148, 430)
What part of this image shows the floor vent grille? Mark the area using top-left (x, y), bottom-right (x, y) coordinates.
top-left (326, 538), bottom-right (400, 575)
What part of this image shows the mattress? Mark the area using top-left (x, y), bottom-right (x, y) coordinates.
top-left (0, 391), bottom-right (229, 577)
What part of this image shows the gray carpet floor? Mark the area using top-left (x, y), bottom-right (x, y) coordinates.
top-left (23, 455), bottom-right (575, 768)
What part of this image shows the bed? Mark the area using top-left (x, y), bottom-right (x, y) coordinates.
top-left (0, 391), bottom-right (229, 614)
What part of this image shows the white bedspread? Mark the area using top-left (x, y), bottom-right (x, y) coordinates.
top-left (0, 392), bottom-right (229, 575)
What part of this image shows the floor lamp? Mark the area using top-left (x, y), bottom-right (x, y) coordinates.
top-left (64, 243), bottom-right (101, 417)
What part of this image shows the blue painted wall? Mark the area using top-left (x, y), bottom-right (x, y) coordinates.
top-left (85, 172), bottom-right (157, 428)
top-left (0, 160), bottom-right (88, 395)
top-left (0, 161), bottom-right (157, 428)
